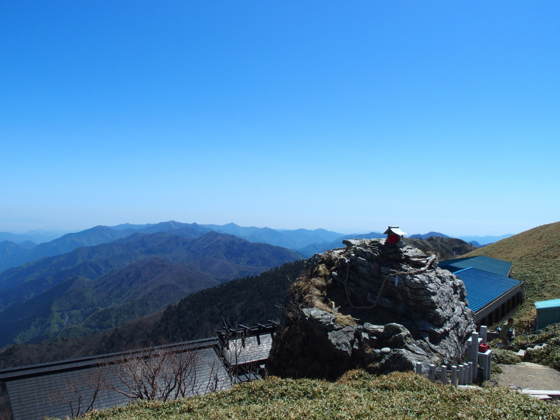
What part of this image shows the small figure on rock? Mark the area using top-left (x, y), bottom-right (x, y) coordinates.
top-left (499, 318), bottom-right (514, 348)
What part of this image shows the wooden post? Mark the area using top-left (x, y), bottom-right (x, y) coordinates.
top-left (451, 366), bottom-right (457, 386)
top-left (441, 365), bottom-right (447, 385)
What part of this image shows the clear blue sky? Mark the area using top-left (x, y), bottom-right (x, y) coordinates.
top-left (1, 1), bottom-right (559, 236)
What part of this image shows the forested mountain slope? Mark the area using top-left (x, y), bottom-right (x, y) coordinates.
top-left (0, 257), bottom-right (218, 347)
top-left (0, 232), bottom-right (302, 350)
top-left (0, 260), bottom-right (305, 368)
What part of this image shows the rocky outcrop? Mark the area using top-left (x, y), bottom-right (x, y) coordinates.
top-left (266, 238), bottom-right (476, 380)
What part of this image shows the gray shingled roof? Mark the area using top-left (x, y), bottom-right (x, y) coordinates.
top-left (222, 334), bottom-right (273, 366)
top-left (1, 341), bottom-right (231, 420)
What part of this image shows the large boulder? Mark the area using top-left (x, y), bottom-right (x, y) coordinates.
top-left (266, 238), bottom-right (476, 380)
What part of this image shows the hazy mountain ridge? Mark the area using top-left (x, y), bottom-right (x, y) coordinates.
top-left (0, 231), bottom-right (302, 309)
top-left (409, 231), bottom-right (450, 239)
top-left (0, 230), bottom-right (63, 245)
top-left (0, 221), bottom-right (514, 275)
top-left (404, 237), bottom-right (477, 261)
top-left (297, 231), bottom-right (385, 257)
top-left (202, 222), bottom-right (344, 249)
top-left (458, 234), bottom-right (513, 246)
top-left (0, 241), bottom-right (33, 272)
top-left (0, 226), bottom-right (135, 273)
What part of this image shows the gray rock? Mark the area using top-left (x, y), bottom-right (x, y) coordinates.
top-left (266, 239), bottom-right (476, 380)
top-left (328, 327), bottom-right (355, 357)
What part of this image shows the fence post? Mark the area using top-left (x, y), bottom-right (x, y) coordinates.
top-left (471, 332), bottom-right (479, 381)
top-left (429, 364), bottom-right (436, 382)
top-left (480, 326), bottom-right (487, 344)
top-left (478, 350), bottom-right (492, 382)
top-left (468, 362), bottom-right (473, 384)
top-left (441, 365), bottom-right (447, 385)
top-left (415, 362), bottom-right (423, 375)
top-left (451, 366), bottom-right (457, 386)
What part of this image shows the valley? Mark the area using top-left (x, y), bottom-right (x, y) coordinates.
top-left (0, 221), bottom-right (492, 368)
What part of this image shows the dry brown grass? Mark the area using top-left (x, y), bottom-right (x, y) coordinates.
top-left (78, 370), bottom-right (560, 420)
top-left (463, 221), bottom-right (560, 331)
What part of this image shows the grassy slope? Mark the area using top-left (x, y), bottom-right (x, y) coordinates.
top-left (462, 221), bottom-right (560, 330)
top-left (76, 371), bottom-right (560, 420)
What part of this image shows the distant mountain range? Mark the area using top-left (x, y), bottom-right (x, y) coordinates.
top-left (404, 237), bottom-right (477, 261)
top-left (0, 230), bottom-right (65, 245)
top-left (409, 231), bottom-right (450, 239)
top-left (0, 220), bottom-right (517, 352)
top-left (0, 222), bottom-right (515, 274)
top-left (0, 216), bottom-right (541, 369)
top-left (297, 231), bottom-right (386, 256)
top-left (0, 230), bottom-right (302, 348)
top-left (0, 222), bottom-right (341, 273)
top-left (201, 223), bottom-right (343, 250)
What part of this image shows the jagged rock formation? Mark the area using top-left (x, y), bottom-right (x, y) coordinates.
top-left (266, 238), bottom-right (476, 380)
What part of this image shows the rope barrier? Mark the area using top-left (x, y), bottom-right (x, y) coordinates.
top-left (343, 254), bottom-right (437, 310)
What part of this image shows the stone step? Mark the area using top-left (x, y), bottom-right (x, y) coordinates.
top-left (529, 394), bottom-right (552, 400)
top-left (521, 390), bottom-right (560, 396)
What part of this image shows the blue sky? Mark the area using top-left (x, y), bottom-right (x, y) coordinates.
top-left (1, 1), bottom-right (559, 236)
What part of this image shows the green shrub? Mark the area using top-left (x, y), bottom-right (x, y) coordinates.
top-left (492, 349), bottom-right (522, 365)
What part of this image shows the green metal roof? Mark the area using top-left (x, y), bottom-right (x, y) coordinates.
top-left (535, 299), bottom-right (560, 310)
top-left (439, 256), bottom-right (512, 278)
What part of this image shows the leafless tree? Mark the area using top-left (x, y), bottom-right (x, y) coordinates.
top-left (101, 345), bottom-right (201, 402)
top-left (204, 354), bottom-right (226, 393)
top-left (49, 369), bottom-right (104, 418)
top-left (0, 392), bottom-right (12, 420)
top-left (219, 318), bottom-right (253, 384)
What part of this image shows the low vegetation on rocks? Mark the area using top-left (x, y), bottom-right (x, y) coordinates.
top-left (490, 348), bottom-right (522, 366)
top-left (68, 370), bottom-right (560, 420)
top-left (509, 325), bottom-right (560, 371)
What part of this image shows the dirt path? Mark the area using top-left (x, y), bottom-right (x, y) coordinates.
top-left (494, 362), bottom-right (560, 390)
